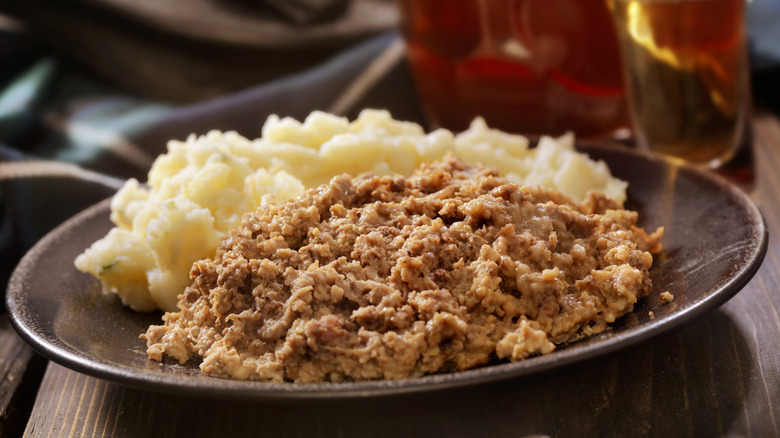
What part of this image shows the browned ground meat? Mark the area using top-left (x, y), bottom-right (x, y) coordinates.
top-left (144, 155), bottom-right (663, 383)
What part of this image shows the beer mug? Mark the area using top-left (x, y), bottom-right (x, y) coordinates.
top-left (607, 0), bottom-right (751, 167)
top-left (398, 0), bottom-right (631, 139)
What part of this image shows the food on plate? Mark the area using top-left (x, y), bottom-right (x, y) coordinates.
top-left (74, 110), bottom-right (627, 312)
top-left (144, 156), bottom-right (662, 382)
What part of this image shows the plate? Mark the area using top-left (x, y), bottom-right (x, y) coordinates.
top-left (6, 144), bottom-right (768, 400)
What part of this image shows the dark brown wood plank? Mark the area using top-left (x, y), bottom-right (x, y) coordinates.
top-left (19, 112), bottom-right (780, 437)
top-left (22, 298), bottom-right (778, 438)
top-left (0, 314), bottom-right (45, 438)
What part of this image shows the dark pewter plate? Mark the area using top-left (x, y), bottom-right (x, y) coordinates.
top-left (6, 144), bottom-right (768, 401)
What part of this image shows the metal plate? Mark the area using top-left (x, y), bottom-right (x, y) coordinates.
top-left (7, 144), bottom-right (768, 401)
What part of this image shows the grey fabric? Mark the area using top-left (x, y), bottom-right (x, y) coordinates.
top-left (0, 31), bottom-right (425, 302)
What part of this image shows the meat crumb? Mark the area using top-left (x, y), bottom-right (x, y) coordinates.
top-left (143, 156), bottom-right (663, 383)
top-left (660, 291), bottom-right (674, 304)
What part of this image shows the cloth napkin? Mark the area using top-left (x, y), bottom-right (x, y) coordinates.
top-left (0, 28), bottom-right (424, 303)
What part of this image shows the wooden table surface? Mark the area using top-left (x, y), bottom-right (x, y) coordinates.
top-left (3, 113), bottom-right (780, 438)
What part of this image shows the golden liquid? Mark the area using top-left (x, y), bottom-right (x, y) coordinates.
top-left (608, 0), bottom-right (749, 166)
top-left (399, 0), bottom-right (629, 138)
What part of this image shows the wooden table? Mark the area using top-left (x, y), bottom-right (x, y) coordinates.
top-left (3, 113), bottom-right (780, 438)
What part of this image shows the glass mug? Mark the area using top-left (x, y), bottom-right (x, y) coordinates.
top-left (607, 0), bottom-right (751, 168)
top-left (398, 0), bottom-right (631, 139)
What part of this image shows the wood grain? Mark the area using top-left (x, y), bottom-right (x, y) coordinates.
top-left (15, 113), bottom-right (780, 437)
top-left (0, 315), bottom-right (44, 438)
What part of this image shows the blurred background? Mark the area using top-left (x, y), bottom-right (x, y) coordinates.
top-left (0, 0), bottom-right (778, 293)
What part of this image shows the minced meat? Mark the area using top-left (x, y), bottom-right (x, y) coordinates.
top-left (143, 155), bottom-right (662, 383)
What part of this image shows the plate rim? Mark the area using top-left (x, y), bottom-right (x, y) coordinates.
top-left (6, 144), bottom-right (769, 400)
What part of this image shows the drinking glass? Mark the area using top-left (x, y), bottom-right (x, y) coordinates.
top-left (398, 0), bottom-right (630, 139)
top-left (607, 0), bottom-right (751, 167)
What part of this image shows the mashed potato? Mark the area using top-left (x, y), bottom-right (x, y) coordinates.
top-left (74, 109), bottom-right (627, 312)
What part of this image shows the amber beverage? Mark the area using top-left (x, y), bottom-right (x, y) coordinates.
top-left (398, 0), bottom-right (630, 138)
top-left (608, 0), bottom-right (750, 167)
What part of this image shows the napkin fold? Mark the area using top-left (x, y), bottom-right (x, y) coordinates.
top-left (261, 0), bottom-right (350, 25)
top-left (0, 30), bottom-right (425, 304)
